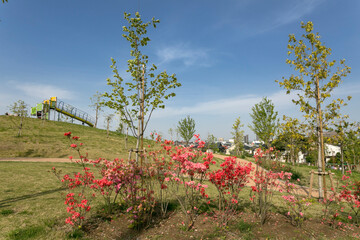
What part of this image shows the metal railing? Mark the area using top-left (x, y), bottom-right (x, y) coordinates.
top-left (55, 99), bottom-right (95, 126)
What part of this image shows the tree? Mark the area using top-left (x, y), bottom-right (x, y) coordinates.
top-left (8, 100), bottom-right (28, 137)
top-left (2, 0), bottom-right (8, 3)
top-left (277, 21), bottom-right (351, 199)
top-left (344, 127), bottom-right (360, 169)
top-left (206, 133), bottom-right (217, 151)
top-left (103, 12), bottom-right (181, 163)
top-left (89, 91), bottom-right (103, 128)
top-left (276, 116), bottom-right (307, 165)
top-left (105, 114), bottom-right (114, 138)
top-left (168, 127), bottom-right (174, 141)
top-left (249, 97), bottom-right (278, 148)
top-left (232, 117), bottom-right (244, 156)
top-left (327, 120), bottom-right (359, 174)
top-left (177, 115), bottom-right (196, 145)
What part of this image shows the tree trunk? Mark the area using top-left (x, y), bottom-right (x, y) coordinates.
top-left (17, 116), bottom-right (23, 137)
top-left (316, 75), bottom-right (327, 200)
top-left (94, 104), bottom-right (99, 128)
top-left (341, 144), bottom-right (344, 175)
top-left (107, 119), bottom-right (110, 138)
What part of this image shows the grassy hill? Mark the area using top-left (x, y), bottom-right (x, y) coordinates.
top-left (0, 115), bottom-right (151, 160)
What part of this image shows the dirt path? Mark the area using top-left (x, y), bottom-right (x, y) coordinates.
top-left (0, 157), bottom-right (73, 162)
top-left (1, 155), bottom-right (325, 198)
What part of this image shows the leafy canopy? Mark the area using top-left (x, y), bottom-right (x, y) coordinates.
top-left (103, 12), bottom-right (181, 138)
top-left (177, 115), bottom-right (196, 145)
top-left (249, 97), bottom-right (278, 147)
top-left (277, 21), bottom-right (351, 125)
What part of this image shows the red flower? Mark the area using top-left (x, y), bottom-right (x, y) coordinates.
top-left (70, 144), bottom-right (77, 148)
top-left (64, 132), bottom-right (71, 136)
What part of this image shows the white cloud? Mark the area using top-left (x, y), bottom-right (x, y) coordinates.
top-left (156, 43), bottom-right (212, 67)
top-left (152, 90), bottom-right (297, 118)
top-left (12, 82), bottom-right (74, 100)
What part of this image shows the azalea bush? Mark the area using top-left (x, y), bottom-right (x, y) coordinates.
top-left (161, 134), bottom-right (214, 230)
top-left (54, 132), bottom-right (218, 231)
top-left (250, 148), bottom-right (292, 225)
top-left (281, 178), bottom-right (314, 227)
top-left (208, 156), bottom-right (252, 226)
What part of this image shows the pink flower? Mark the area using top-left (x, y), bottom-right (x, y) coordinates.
top-left (348, 215), bottom-right (352, 220)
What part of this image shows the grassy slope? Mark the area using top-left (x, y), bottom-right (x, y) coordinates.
top-left (0, 115), bottom-right (153, 160)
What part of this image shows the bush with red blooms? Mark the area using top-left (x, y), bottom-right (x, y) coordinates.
top-left (208, 156), bottom-right (252, 226)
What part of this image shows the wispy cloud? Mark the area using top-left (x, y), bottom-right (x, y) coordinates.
top-left (13, 82), bottom-right (74, 100)
top-left (271, 0), bottom-right (324, 30)
top-left (156, 43), bottom-right (212, 67)
top-left (152, 90), bottom-right (297, 118)
top-left (214, 0), bottom-right (324, 35)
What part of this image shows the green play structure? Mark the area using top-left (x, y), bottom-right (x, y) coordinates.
top-left (31, 97), bottom-right (95, 127)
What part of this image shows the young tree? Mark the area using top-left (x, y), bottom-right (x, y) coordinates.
top-left (206, 133), bottom-right (217, 151)
top-left (8, 100), bottom-right (28, 137)
top-left (249, 97), bottom-right (279, 148)
top-left (328, 120), bottom-right (359, 174)
top-left (344, 127), bottom-right (360, 169)
top-left (105, 114), bottom-right (114, 138)
top-left (277, 21), bottom-right (351, 199)
top-left (232, 117), bottom-right (244, 156)
top-left (177, 115), bottom-right (196, 145)
top-left (168, 127), bottom-right (174, 141)
top-left (103, 12), bottom-right (181, 163)
top-left (89, 91), bottom-right (103, 128)
top-left (8, 100), bottom-right (28, 117)
top-left (276, 116), bottom-right (306, 165)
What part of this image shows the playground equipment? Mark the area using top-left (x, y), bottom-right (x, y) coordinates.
top-left (31, 97), bottom-right (95, 127)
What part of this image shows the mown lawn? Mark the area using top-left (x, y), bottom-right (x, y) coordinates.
top-left (0, 115), bottom-right (155, 160)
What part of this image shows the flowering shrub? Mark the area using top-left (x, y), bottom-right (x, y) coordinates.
top-left (169, 135), bottom-right (213, 230)
top-left (280, 178), bottom-right (313, 227)
top-left (55, 132), bottom-right (219, 230)
top-left (336, 171), bottom-right (360, 226)
top-left (208, 156), bottom-right (252, 226)
top-left (250, 148), bottom-right (291, 225)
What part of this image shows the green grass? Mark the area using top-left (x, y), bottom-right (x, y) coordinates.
top-left (0, 162), bottom-right (91, 239)
top-left (0, 115), bottom-right (155, 160)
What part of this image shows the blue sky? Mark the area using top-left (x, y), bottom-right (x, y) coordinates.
top-left (1, 0), bottom-right (359, 141)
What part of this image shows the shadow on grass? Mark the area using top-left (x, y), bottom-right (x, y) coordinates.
top-left (0, 187), bottom-right (66, 208)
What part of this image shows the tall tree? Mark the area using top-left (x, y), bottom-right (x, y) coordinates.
top-left (103, 12), bottom-right (181, 163)
top-left (249, 97), bottom-right (278, 148)
top-left (177, 115), bottom-right (196, 145)
top-left (277, 21), bottom-right (351, 199)
top-left (89, 91), bottom-right (103, 128)
top-left (232, 117), bottom-right (244, 156)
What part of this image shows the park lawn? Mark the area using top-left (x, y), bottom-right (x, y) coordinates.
top-left (0, 115), bottom-right (155, 160)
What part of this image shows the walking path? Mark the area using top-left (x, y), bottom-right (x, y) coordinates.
top-left (1, 154), bottom-right (329, 198)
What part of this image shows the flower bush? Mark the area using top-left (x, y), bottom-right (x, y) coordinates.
top-left (208, 156), bottom-right (252, 226)
top-left (280, 178), bottom-right (314, 227)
